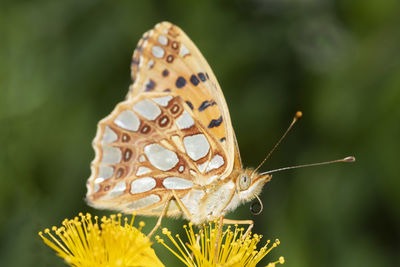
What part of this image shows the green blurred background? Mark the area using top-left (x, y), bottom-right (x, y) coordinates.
top-left (1, 0), bottom-right (399, 266)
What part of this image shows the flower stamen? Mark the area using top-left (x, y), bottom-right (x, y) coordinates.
top-left (38, 212), bottom-right (164, 267)
top-left (158, 220), bottom-right (284, 267)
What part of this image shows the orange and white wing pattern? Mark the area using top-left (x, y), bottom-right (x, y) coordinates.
top-left (87, 93), bottom-right (229, 216)
top-left (128, 22), bottom-right (242, 170)
top-left (87, 22), bottom-right (241, 217)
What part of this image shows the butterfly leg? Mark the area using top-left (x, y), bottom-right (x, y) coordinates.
top-left (147, 194), bottom-right (173, 238)
top-left (148, 190), bottom-right (193, 238)
top-left (171, 189), bottom-right (193, 220)
top-left (222, 218), bottom-right (254, 240)
top-left (172, 189), bottom-right (206, 259)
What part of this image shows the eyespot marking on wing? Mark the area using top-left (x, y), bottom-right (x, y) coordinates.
top-left (166, 55), bottom-right (174, 63)
top-left (123, 148), bottom-right (134, 162)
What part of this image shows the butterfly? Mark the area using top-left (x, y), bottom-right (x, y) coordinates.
top-left (86, 22), bottom-right (274, 236)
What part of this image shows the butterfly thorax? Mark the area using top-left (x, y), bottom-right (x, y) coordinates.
top-left (190, 168), bottom-right (272, 224)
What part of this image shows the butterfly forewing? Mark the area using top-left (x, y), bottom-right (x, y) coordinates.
top-left (87, 92), bottom-right (229, 216)
top-left (128, 22), bottom-right (242, 172)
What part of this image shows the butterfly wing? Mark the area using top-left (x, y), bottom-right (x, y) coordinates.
top-left (128, 21), bottom-right (242, 170)
top-left (87, 92), bottom-right (230, 216)
top-left (87, 22), bottom-right (242, 218)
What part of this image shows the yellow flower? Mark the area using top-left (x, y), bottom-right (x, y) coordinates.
top-left (156, 221), bottom-right (284, 267)
top-left (38, 212), bottom-right (164, 267)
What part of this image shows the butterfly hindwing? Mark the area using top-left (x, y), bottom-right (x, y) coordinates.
top-left (87, 93), bottom-right (229, 216)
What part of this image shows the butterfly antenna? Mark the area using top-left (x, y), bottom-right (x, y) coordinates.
top-left (252, 111), bottom-right (303, 176)
top-left (259, 156), bottom-right (355, 175)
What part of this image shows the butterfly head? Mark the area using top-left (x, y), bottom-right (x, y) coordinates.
top-left (236, 168), bottom-right (272, 202)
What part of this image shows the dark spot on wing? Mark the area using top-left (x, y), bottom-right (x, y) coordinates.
top-left (198, 100), bottom-right (216, 111)
top-left (158, 115), bottom-right (170, 127)
top-left (185, 101), bottom-right (194, 110)
top-left (140, 124), bottom-right (151, 134)
top-left (190, 74), bottom-right (200, 86)
top-left (122, 134), bottom-right (130, 142)
top-left (171, 41), bottom-right (179, 50)
top-left (170, 104), bottom-right (180, 114)
top-left (124, 148), bottom-right (133, 161)
top-left (145, 79), bottom-right (156, 91)
top-left (208, 116), bottom-right (223, 128)
top-left (176, 77), bottom-right (186, 88)
top-left (166, 55), bottom-right (174, 63)
top-left (198, 72), bottom-right (206, 82)
top-left (115, 168), bottom-right (124, 178)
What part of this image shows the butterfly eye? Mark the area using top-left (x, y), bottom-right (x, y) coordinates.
top-left (238, 174), bottom-right (251, 191)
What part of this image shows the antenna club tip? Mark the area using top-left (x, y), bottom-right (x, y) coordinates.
top-left (295, 111), bottom-right (303, 119)
top-left (343, 156), bottom-right (356, 162)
